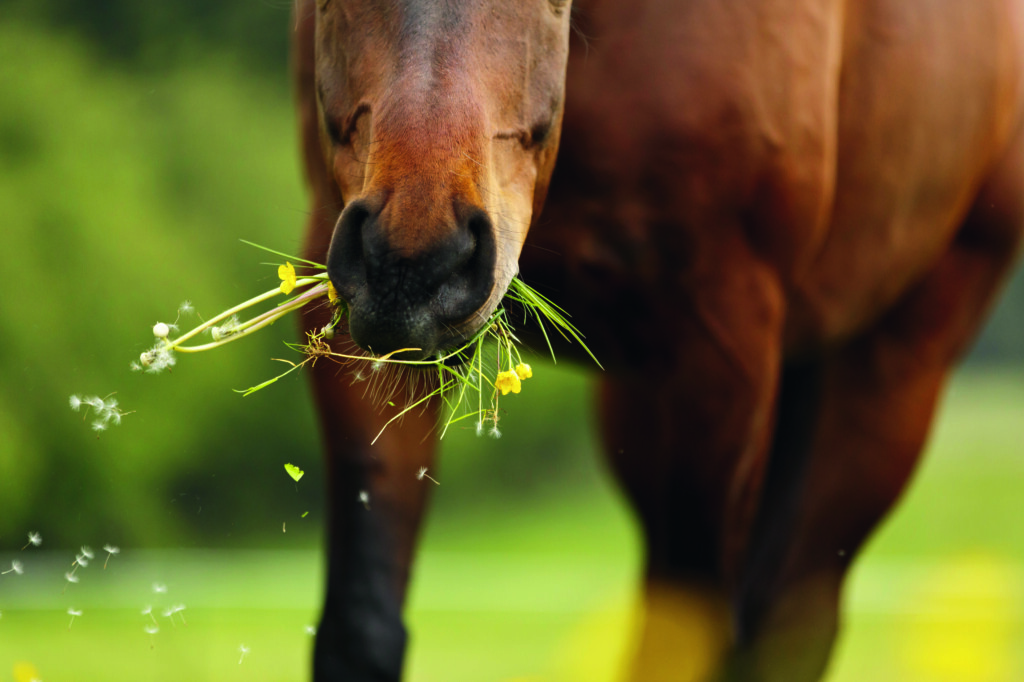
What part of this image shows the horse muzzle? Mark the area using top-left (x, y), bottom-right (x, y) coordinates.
top-left (326, 197), bottom-right (497, 358)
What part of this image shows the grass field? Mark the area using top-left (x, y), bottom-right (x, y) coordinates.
top-left (2, 371), bottom-right (1023, 682)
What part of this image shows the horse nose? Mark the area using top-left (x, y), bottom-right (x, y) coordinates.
top-left (326, 198), bottom-right (497, 356)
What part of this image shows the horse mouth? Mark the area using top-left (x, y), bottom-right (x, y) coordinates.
top-left (339, 284), bottom-right (498, 361)
top-left (327, 199), bottom-right (501, 359)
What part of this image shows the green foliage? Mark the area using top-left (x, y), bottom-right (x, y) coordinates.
top-left (0, 22), bottom-right (321, 546)
top-left (0, 22), bottom-right (600, 548)
top-left (0, 0), bottom-right (293, 80)
top-left (284, 463), bottom-right (304, 482)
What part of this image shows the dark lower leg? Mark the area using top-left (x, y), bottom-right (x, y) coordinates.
top-left (309, 362), bottom-right (439, 682)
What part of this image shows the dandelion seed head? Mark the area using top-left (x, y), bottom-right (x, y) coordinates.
top-left (145, 624), bottom-right (160, 635)
top-left (130, 361), bottom-right (143, 372)
top-left (75, 395), bottom-right (130, 432)
top-left (27, 532), bottom-right (42, 547)
top-left (151, 351), bottom-right (171, 370)
top-left (142, 606), bottom-right (153, 615)
top-left (152, 582), bottom-right (167, 594)
top-left (8, 560), bottom-right (23, 575)
top-left (104, 544), bottom-right (120, 555)
top-left (358, 490), bottom-right (370, 507)
top-left (75, 553), bottom-right (89, 567)
top-left (210, 315), bottom-right (241, 342)
top-left (162, 607), bottom-right (174, 618)
top-left (304, 625), bottom-right (317, 636)
top-left (488, 425), bottom-right (502, 439)
top-left (178, 300), bottom-right (194, 316)
top-left (475, 420), bottom-right (484, 437)
top-left (69, 395), bottom-right (82, 411)
top-left (139, 341), bottom-right (177, 373)
top-left (67, 608), bottom-right (82, 617)
top-left (150, 347), bottom-right (176, 373)
top-left (416, 467), bottom-right (427, 481)
top-left (80, 546), bottom-right (94, 560)
top-left (64, 571), bottom-right (79, 584)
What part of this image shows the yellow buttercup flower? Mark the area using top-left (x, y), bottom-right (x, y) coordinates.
top-left (495, 370), bottom-right (522, 396)
top-left (14, 662), bottom-right (41, 682)
top-left (514, 363), bottom-right (532, 380)
top-left (278, 262), bottom-right (297, 295)
top-left (327, 281), bottom-right (340, 304)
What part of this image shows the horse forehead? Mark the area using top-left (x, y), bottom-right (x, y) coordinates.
top-left (331, 0), bottom-right (542, 49)
top-left (394, 0), bottom-right (472, 33)
top-left (338, 0), bottom-right (522, 32)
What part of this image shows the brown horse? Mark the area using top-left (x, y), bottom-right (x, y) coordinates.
top-left (294, 1), bottom-right (1024, 679)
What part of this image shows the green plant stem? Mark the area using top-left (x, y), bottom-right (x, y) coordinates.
top-left (176, 285), bottom-right (325, 353)
top-left (170, 278), bottom-right (324, 350)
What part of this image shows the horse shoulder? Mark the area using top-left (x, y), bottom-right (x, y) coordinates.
top-left (787, 0), bottom-right (1024, 350)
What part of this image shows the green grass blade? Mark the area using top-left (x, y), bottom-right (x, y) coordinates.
top-left (240, 239), bottom-right (326, 269)
top-left (234, 360), bottom-right (305, 396)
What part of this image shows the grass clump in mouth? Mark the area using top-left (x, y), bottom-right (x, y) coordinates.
top-left (138, 241), bottom-right (599, 442)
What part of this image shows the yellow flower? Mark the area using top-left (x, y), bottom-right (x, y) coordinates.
top-left (514, 363), bottom-right (533, 380)
top-left (278, 262), bottom-right (297, 295)
top-left (14, 662), bottom-right (41, 682)
top-left (494, 370), bottom-right (522, 396)
top-left (327, 281), bottom-right (340, 304)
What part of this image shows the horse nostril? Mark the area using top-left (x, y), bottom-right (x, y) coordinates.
top-left (435, 208), bottom-right (496, 321)
top-left (326, 200), bottom-right (373, 303)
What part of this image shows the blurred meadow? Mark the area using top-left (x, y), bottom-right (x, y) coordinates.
top-left (1, 5), bottom-right (1023, 681)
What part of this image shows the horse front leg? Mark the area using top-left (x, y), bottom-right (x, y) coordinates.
top-left (305, 331), bottom-right (439, 682)
top-left (597, 242), bottom-right (787, 681)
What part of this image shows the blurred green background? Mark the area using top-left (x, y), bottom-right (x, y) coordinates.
top-left (1, 4), bottom-right (1023, 681)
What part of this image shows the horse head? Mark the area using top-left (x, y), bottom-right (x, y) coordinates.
top-left (314, 0), bottom-right (572, 357)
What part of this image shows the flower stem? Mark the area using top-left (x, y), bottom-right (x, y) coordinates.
top-left (170, 277), bottom-right (325, 348)
top-left (174, 282), bottom-right (327, 353)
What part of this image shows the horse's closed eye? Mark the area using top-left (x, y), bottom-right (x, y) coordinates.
top-left (549, 0), bottom-right (570, 17)
top-left (324, 115), bottom-right (345, 146)
top-left (530, 119), bottom-right (553, 147)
